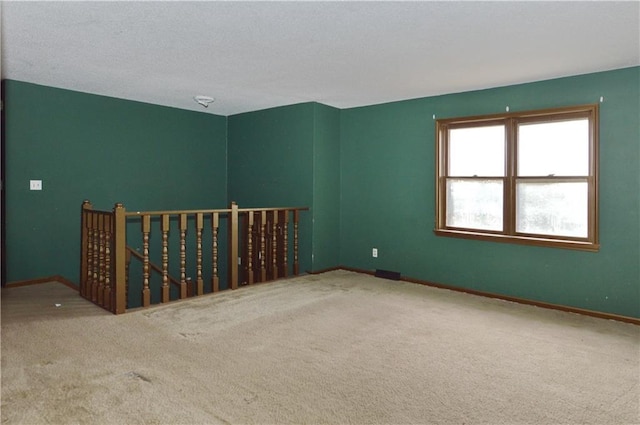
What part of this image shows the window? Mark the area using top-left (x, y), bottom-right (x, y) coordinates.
top-left (435, 104), bottom-right (599, 251)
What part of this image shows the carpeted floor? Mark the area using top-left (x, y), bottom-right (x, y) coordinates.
top-left (2, 270), bottom-right (639, 424)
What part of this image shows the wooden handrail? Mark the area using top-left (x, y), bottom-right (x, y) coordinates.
top-left (123, 206), bottom-right (308, 217)
top-left (126, 246), bottom-right (182, 288)
top-left (125, 208), bottom-right (232, 217)
top-left (238, 207), bottom-right (309, 213)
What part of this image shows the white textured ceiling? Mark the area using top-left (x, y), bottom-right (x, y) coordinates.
top-left (2, 1), bottom-right (639, 116)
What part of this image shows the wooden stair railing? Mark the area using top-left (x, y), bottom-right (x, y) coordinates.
top-left (239, 208), bottom-right (302, 284)
top-left (80, 200), bottom-right (308, 314)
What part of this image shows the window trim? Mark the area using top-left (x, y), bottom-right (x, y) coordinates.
top-left (434, 104), bottom-right (599, 252)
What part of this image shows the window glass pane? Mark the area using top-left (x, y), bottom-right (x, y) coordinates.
top-left (516, 181), bottom-right (588, 237)
top-left (449, 125), bottom-right (505, 176)
top-left (446, 179), bottom-right (503, 231)
top-left (518, 119), bottom-right (589, 176)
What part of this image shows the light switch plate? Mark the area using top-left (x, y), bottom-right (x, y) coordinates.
top-left (30, 180), bottom-right (42, 191)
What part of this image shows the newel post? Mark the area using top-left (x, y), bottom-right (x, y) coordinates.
top-left (80, 200), bottom-right (93, 297)
top-left (113, 203), bottom-right (127, 314)
top-left (228, 202), bottom-right (239, 290)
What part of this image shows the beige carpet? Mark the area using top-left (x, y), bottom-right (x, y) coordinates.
top-left (2, 270), bottom-right (639, 424)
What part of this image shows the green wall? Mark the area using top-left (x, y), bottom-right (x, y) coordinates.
top-left (4, 66), bottom-right (638, 318)
top-left (227, 102), bottom-right (341, 274)
top-left (312, 104), bottom-right (341, 270)
top-left (3, 80), bottom-right (228, 284)
top-left (340, 67), bottom-right (640, 317)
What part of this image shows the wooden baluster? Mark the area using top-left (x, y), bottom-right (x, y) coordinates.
top-left (91, 213), bottom-right (100, 302)
top-left (114, 203), bottom-right (127, 314)
top-left (211, 212), bottom-right (219, 292)
top-left (85, 212), bottom-right (95, 299)
top-left (103, 216), bottom-right (112, 311)
top-left (260, 211), bottom-right (267, 282)
top-left (247, 212), bottom-right (254, 285)
top-left (80, 200), bottom-right (93, 298)
top-left (142, 215), bottom-right (151, 307)
top-left (179, 214), bottom-right (187, 298)
top-left (97, 214), bottom-right (106, 306)
top-left (125, 249), bottom-right (131, 310)
top-left (196, 213), bottom-right (204, 295)
top-left (293, 210), bottom-right (300, 275)
top-left (271, 210), bottom-right (278, 280)
top-left (228, 202), bottom-right (239, 290)
top-left (281, 210), bottom-right (289, 278)
top-left (161, 215), bottom-right (170, 303)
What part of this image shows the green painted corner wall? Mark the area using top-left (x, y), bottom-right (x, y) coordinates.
top-left (227, 103), bottom-right (315, 274)
top-left (3, 80), bottom-right (228, 284)
top-left (340, 67), bottom-right (640, 317)
top-left (312, 103), bottom-right (341, 271)
top-left (226, 102), bottom-right (341, 274)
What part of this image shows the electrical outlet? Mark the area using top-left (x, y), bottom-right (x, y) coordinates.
top-left (372, 248), bottom-right (378, 258)
top-left (30, 180), bottom-right (43, 191)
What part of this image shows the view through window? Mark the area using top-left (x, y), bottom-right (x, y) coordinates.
top-left (435, 104), bottom-right (599, 251)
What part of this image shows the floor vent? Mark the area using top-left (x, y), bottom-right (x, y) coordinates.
top-left (374, 269), bottom-right (401, 281)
